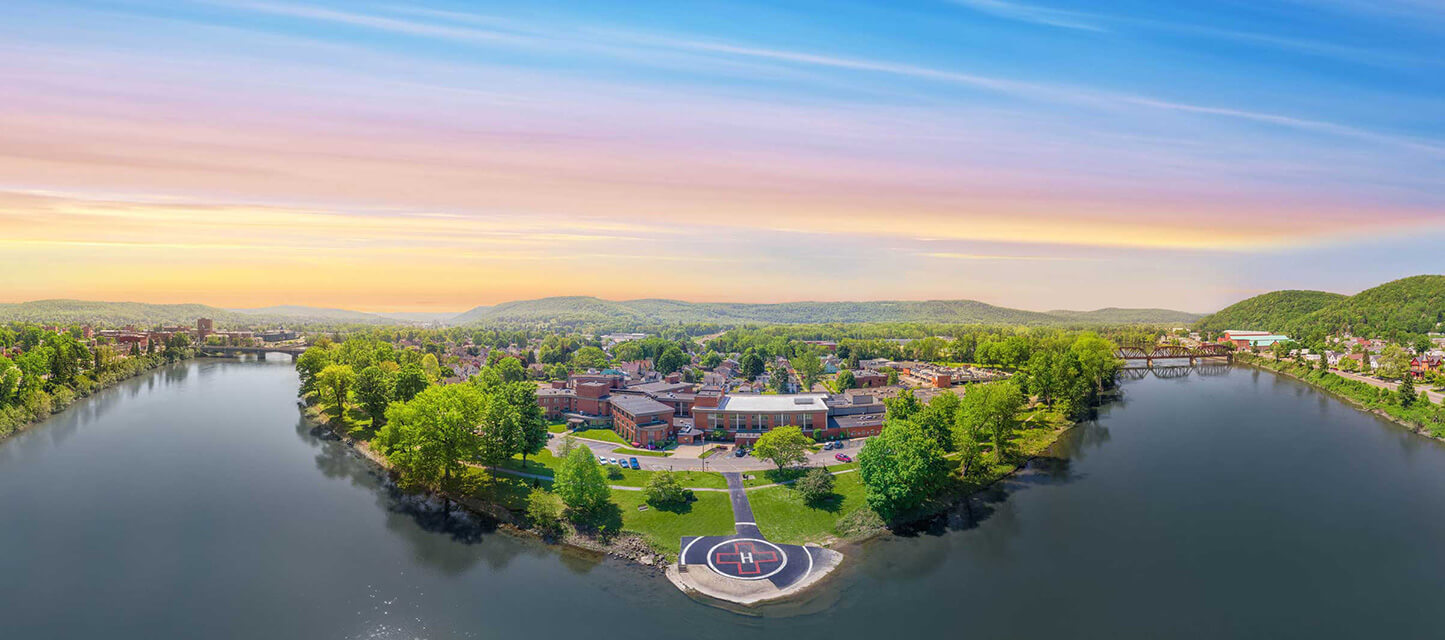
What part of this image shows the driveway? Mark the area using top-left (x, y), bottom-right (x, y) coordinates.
top-left (546, 432), bottom-right (867, 473)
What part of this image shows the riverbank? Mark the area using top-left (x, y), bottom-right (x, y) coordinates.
top-left (301, 387), bottom-right (1087, 612)
top-left (1237, 354), bottom-right (1445, 441)
top-left (0, 351), bottom-right (194, 442)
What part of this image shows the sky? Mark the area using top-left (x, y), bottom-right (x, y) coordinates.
top-left (0, 0), bottom-right (1442, 313)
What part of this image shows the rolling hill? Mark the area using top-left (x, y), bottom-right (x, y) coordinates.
top-left (449, 296), bottom-right (1201, 328)
top-left (1193, 290), bottom-right (1347, 333)
top-left (1195, 275), bottom-right (1445, 338)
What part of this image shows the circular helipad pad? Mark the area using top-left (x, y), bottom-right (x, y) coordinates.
top-left (705, 538), bottom-right (788, 580)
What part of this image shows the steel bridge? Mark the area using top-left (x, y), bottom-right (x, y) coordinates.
top-left (1114, 343), bottom-right (1231, 366)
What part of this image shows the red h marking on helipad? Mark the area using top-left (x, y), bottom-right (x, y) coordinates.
top-left (713, 541), bottom-right (780, 576)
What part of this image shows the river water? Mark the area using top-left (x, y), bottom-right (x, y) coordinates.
top-left (2, 359), bottom-right (1444, 638)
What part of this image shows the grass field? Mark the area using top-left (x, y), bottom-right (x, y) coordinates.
top-left (749, 472), bottom-right (868, 545)
top-left (614, 490), bottom-right (736, 556)
top-left (570, 426), bottom-right (631, 446)
top-left (612, 447), bottom-right (670, 457)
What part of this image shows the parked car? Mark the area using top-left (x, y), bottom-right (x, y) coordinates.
top-left (734, 448), bottom-right (747, 457)
top-left (629, 457), bottom-right (640, 469)
top-left (608, 458), bottom-right (618, 465)
top-left (596, 455), bottom-right (606, 464)
top-left (834, 453), bottom-right (852, 463)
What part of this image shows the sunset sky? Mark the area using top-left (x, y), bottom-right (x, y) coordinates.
top-left (2, 0), bottom-right (1442, 313)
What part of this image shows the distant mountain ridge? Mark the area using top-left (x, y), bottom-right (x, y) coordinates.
top-left (1195, 275), bottom-right (1445, 338)
top-left (449, 296), bottom-right (1202, 327)
top-left (0, 300), bottom-right (406, 327)
top-left (0, 296), bottom-right (1201, 329)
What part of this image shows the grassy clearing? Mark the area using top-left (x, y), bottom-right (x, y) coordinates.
top-left (614, 490), bottom-right (736, 556)
top-left (570, 426), bottom-right (630, 446)
top-left (749, 472), bottom-right (868, 545)
top-left (612, 447), bottom-right (670, 457)
top-left (599, 465), bottom-right (730, 490)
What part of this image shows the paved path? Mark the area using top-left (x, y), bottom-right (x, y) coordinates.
top-left (722, 472), bottom-right (761, 537)
top-left (548, 433), bottom-right (865, 473)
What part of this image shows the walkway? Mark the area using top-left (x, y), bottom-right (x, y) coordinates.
top-left (722, 472), bottom-right (760, 537)
top-left (1331, 368), bottom-right (1445, 404)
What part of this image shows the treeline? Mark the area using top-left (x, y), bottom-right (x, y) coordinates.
top-left (295, 337), bottom-right (549, 498)
top-left (856, 332), bottom-right (1121, 521)
top-left (0, 323), bottom-right (193, 438)
top-left (1196, 275), bottom-right (1445, 344)
top-left (1239, 354), bottom-right (1444, 438)
top-left (708, 324), bottom-right (1149, 370)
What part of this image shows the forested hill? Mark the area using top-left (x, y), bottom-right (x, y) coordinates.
top-left (1194, 290), bottom-right (1346, 333)
top-left (0, 300), bottom-right (400, 327)
top-left (1195, 275), bottom-right (1445, 339)
top-left (449, 296), bottom-right (1201, 328)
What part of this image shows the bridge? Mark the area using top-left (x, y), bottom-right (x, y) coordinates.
top-left (199, 344), bottom-right (308, 360)
top-left (1114, 343), bottom-right (1231, 366)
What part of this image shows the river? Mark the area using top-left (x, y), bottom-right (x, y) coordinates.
top-left (3, 359), bottom-right (1444, 638)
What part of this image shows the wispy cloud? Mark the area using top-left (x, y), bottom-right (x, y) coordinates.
top-left (947, 0), bottom-right (1105, 31)
top-left (199, 2), bottom-right (1443, 156)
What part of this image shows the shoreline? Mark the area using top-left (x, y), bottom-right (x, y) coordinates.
top-left (0, 353), bottom-right (195, 443)
top-left (300, 392), bottom-right (1091, 609)
top-left (1237, 356), bottom-right (1445, 444)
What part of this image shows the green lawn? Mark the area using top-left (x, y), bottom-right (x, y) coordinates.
top-left (570, 426), bottom-right (630, 446)
top-left (546, 421), bottom-right (569, 434)
top-left (698, 447), bottom-right (723, 459)
top-left (748, 472), bottom-right (868, 545)
top-left (600, 465), bottom-right (730, 490)
top-left (612, 447), bottom-right (671, 457)
top-left (614, 489), bottom-right (737, 556)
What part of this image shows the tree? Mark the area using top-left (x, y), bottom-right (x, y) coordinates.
top-left (373, 383), bottom-right (487, 494)
top-left (768, 364), bottom-right (790, 393)
top-left (493, 357), bottom-right (527, 383)
top-left (354, 365), bottom-right (394, 425)
top-left (554, 446), bottom-right (611, 515)
top-left (835, 369), bottom-right (856, 391)
top-left (791, 349), bottom-right (823, 390)
top-left (958, 382), bottom-right (1025, 463)
top-left (655, 346), bottom-right (688, 375)
top-left (1070, 334), bottom-right (1120, 394)
top-left (739, 351), bottom-right (765, 380)
top-left (954, 417), bottom-right (984, 478)
top-left (700, 351), bottom-right (723, 369)
top-left (393, 363), bottom-right (429, 402)
top-left (796, 467), bottom-right (835, 505)
top-left (752, 426), bottom-right (812, 470)
top-left (643, 470), bottom-right (693, 508)
top-left (1378, 345), bottom-right (1412, 380)
top-left (316, 364), bottom-right (356, 421)
top-left (295, 346), bottom-right (333, 397)
top-left (487, 381), bottom-right (548, 465)
top-left (915, 391), bottom-right (960, 452)
top-left (1399, 375), bottom-right (1418, 408)
top-left (527, 490), bottom-right (566, 535)
top-left (858, 420), bottom-right (949, 521)
top-left (570, 346), bottom-right (609, 371)
top-left (883, 389), bottom-right (923, 421)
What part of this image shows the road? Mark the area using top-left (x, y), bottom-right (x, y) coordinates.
top-left (545, 432), bottom-right (863, 473)
top-left (1329, 368), bottom-right (1445, 405)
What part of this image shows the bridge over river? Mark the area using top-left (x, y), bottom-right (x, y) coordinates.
top-left (1115, 343), bottom-right (1232, 366)
top-left (199, 344), bottom-right (308, 360)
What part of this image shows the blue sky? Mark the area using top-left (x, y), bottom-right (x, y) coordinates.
top-left (0, 0), bottom-right (1441, 311)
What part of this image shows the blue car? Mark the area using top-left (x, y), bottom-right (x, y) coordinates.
top-left (629, 457), bottom-right (640, 470)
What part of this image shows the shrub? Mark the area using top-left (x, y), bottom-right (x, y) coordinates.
top-left (796, 467), bottom-right (835, 505)
top-left (643, 470), bottom-right (692, 508)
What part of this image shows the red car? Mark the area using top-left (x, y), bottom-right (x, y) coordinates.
top-left (834, 453), bottom-right (852, 463)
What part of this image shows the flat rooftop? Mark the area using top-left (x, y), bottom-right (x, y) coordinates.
top-left (715, 393), bottom-right (829, 413)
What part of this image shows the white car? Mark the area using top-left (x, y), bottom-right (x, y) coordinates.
top-left (596, 455), bottom-right (606, 464)
top-left (608, 458), bottom-right (619, 465)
